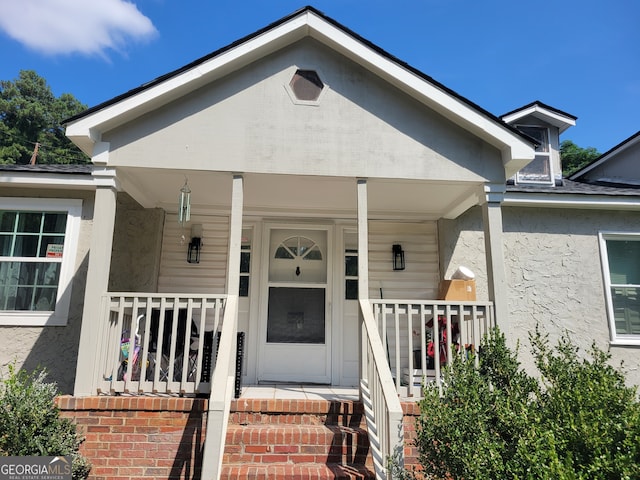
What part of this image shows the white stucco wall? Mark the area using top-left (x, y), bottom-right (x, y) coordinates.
top-left (109, 193), bottom-right (164, 292)
top-left (439, 205), bottom-right (640, 386)
top-left (0, 189), bottom-right (93, 394)
top-left (0, 190), bottom-right (165, 393)
top-left (103, 38), bottom-right (503, 184)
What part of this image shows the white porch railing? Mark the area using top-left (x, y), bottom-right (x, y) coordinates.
top-left (96, 293), bottom-right (226, 395)
top-left (371, 299), bottom-right (495, 397)
top-left (359, 299), bottom-right (405, 480)
top-left (201, 294), bottom-right (239, 480)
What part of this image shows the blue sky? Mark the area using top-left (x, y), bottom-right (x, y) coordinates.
top-left (1, 0), bottom-right (638, 153)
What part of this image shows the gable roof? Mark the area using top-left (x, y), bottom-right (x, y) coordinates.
top-left (569, 130), bottom-right (640, 182)
top-left (64, 6), bottom-right (534, 174)
top-left (500, 101), bottom-right (577, 133)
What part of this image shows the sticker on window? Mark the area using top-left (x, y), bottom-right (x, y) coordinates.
top-left (46, 244), bottom-right (64, 258)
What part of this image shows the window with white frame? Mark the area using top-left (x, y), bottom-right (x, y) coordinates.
top-left (516, 125), bottom-right (553, 184)
top-left (0, 198), bottom-right (82, 326)
top-left (599, 232), bottom-right (640, 344)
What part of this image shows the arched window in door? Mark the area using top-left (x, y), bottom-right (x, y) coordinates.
top-left (270, 235), bottom-right (326, 283)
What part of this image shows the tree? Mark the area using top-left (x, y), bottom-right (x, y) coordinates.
top-left (0, 70), bottom-right (89, 165)
top-left (561, 139), bottom-right (601, 177)
top-left (403, 327), bottom-right (640, 479)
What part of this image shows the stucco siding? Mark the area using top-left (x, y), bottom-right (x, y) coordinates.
top-left (0, 189), bottom-right (94, 394)
top-left (109, 193), bottom-right (164, 292)
top-left (438, 206), bottom-right (489, 300)
top-left (503, 207), bottom-right (640, 385)
top-left (103, 39), bottom-right (503, 183)
top-left (439, 204), bottom-right (640, 385)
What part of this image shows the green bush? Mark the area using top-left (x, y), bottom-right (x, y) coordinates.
top-left (0, 363), bottom-right (91, 479)
top-left (406, 327), bottom-right (640, 480)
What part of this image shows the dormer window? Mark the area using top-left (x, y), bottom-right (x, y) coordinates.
top-left (516, 125), bottom-right (553, 185)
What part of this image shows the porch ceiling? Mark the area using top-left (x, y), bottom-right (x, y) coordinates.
top-left (117, 168), bottom-right (482, 220)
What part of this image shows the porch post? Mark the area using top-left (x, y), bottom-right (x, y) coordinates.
top-left (201, 174), bottom-right (243, 480)
top-left (480, 183), bottom-right (509, 331)
top-left (74, 161), bottom-right (119, 396)
top-left (357, 179), bottom-right (369, 398)
top-left (226, 174), bottom-right (244, 295)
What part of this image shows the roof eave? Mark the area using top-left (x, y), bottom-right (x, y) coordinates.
top-left (569, 130), bottom-right (640, 181)
top-left (501, 101), bottom-right (577, 133)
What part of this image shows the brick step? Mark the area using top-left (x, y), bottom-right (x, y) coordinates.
top-left (221, 399), bottom-right (375, 480)
top-left (229, 399), bottom-right (367, 427)
top-left (224, 424), bottom-right (372, 466)
top-left (221, 463), bottom-right (375, 479)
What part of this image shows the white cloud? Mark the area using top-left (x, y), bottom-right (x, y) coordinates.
top-left (0, 0), bottom-right (157, 56)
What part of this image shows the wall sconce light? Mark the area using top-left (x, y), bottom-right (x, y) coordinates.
top-left (392, 244), bottom-right (405, 271)
top-left (188, 224), bottom-right (203, 264)
top-left (178, 179), bottom-right (191, 226)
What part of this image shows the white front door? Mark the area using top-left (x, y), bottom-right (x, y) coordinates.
top-left (258, 227), bottom-right (331, 384)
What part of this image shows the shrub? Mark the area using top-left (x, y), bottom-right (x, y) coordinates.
top-left (407, 327), bottom-right (640, 480)
top-left (0, 363), bottom-right (91, 479)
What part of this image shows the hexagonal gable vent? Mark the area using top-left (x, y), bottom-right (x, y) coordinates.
top-left (289, 70), bottom-right (324, 102)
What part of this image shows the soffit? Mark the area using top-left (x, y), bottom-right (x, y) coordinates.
top-left (117, 168), bottom-right (482, 220)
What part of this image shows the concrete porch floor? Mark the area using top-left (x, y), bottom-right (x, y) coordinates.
top-left (238, 384), bottom-right (422, 401)
top-left (239, 384), bottom-right (360, 401)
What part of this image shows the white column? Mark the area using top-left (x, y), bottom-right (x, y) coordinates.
top-left (357, 179), bottom-right (369, 392)
top-left (226, 174), bottom-right (244, 296)
top-left (201, 174), bottom-right (243, 480)
top-left (74, 166), bottom-right (119, 396)
top-left (357, 179), bottom-right (369, 300)
top-left (480, 184), bottom-right (509, 331)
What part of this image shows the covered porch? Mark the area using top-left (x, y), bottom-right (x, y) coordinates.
top-left (77, 168), bottom-right (506, 395)
top-left (74, 167), bottom-right (504, 479)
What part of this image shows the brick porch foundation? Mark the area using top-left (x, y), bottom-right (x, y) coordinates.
top-left (56, 396), bottom-right (421, 479)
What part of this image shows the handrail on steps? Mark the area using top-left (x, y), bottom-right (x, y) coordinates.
top-left (200, 294), bottom-right (239, 480)
top-left (359, 298), bottom-right (405, 480)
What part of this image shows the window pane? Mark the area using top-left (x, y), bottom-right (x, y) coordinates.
top-left (0, 262), bottom-right (60, 311)
top-left (267, 287), bottom-right (325, 343)
top-left (239, 276), bottom-right (249, 297)
top-left (13, 235), bottom-right (39, 257)
top-left (345, 279), bottom-right (358, 300)
top-left (345, 255), bottom-right (358, 276)
top-left (33, 287), bottom-right (57, 311)
top-left (298, 237), bottom-right (314, 256)
top-left (518, 155), bottom-right (551, 182)
top-left (607, 240), bottom-right (640, 285)
top-left (611, 287), bottom-right (640, 335)
top-left (0, 236), bottom-right (12, 256)
top-left (43, 213), bottom-right (67, 234)
top-left (40, 236), bottom-right (65, 258)
top-left (240, 252), bottom-right (250, 273)
top-left (303, 246), bottom-right (322, 260)
top-left (275, 246), bottom-right (294, 259)
top-left (17, 212), bottom-right (42, 233)
top-left (283, 237), bottom-right (299, 256)
top-left (0, 212), bottom-right (16, 232)
top-left (519, 126), bottom-right (549, 153)
top-left (241, 228), bottom-right (252, 249)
